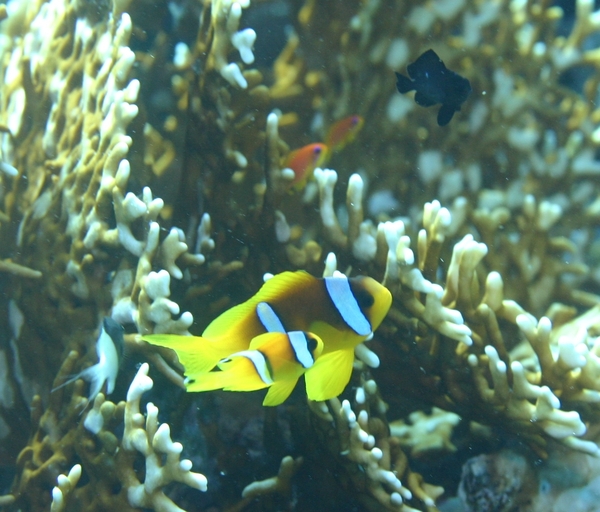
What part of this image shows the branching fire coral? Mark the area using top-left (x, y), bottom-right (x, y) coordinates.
top-left (3, 0), bottom-right (600, 511)
top-left (7, 353), bottom-right (206, 511)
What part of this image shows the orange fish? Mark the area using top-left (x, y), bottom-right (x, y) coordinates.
top-left (283, 142), bottom-right (327, 190)
top-left (325, 115), bottom-right (364, 153)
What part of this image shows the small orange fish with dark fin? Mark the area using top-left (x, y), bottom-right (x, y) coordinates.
top-left (325, 115), bottom-right (364, 153)
top-left (283, 142), bottom-right (327, 190)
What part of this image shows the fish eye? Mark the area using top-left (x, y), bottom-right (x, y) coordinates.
top-left (352, 286), bottom-right (375, 310)
top-left (314, 147), bottom-right (322, 155)
top-left (306, 335), bottom-right (318, 352)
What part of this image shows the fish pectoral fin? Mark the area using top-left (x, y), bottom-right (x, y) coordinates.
top-left (143, 334), bottom-right (221, 375)
top-left (263, 379), bottom-right (299, 406)
top-left (305, 349), bottom-right (354, 402)
top-left (414, 91), bottom-right (437, 107)
top-left (437, 104), bottom-right (457, 126)
top-left (395, 73), bottom-right (414, 94)
top-left (256, 271), bottom-right (315, 302)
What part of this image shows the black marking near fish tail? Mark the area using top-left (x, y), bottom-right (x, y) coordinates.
top-left (395, 73), bottom-right (414, 93)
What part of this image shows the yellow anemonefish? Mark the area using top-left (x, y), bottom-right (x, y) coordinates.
top-left (143, 271), bottom-right (392, 402)
top-left (187, 331), bottom-right (324, 406)
top-left (282, 142), bottom-right (328, 190)
top-left (325, 115), bottom-right (364, 153)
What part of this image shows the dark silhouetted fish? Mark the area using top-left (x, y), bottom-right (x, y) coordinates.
top-left (395, 49), bottom-right (471, 126)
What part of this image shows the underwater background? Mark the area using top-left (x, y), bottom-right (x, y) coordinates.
top-left (2, 0), bottom-right (600, 510)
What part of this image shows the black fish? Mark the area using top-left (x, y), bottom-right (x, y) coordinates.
top-left (395, 49), bottom-right (471, 126)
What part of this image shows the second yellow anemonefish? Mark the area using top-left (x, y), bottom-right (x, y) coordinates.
top-left (325, 115), bottom-right (364, 153)
top-left (282, 142), bottom-right (328, 190)
top-left (186, 330), bottom-right (324, 406)
top-left (143, 271), bottom-right (392, 402)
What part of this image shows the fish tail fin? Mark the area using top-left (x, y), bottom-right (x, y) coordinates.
top-left (305, 349), bottom-right (355, 401)
top-left (395, 73), bottom-right (414, 93)
top-left (142, 334), bottom-right (225, 375)
top-left (78, 364), bottom-right (105, 400)
top-left (51, 371), bottom-right (84, 393)
top-left (263, 379), bottom-right (298, 406)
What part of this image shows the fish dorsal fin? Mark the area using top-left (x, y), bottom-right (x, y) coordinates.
top-left (408, 49), bottom-right (444, 78)
top-left (202, 271), bottom-right (315, 339)
top-left (256, 270), bottom-right (315, 293)
top-left (414, 91), bottom-right (437, 107)
top-left (248, 332), bottom-right (283, 350)
top-left (263, 379), bottom-right (298, 406)
top-left (304, 348), bottom-right (355, 401)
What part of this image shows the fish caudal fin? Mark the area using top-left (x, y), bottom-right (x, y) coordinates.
top-left (304, 348), bottom-right (355, 401)
top-left (395, 73), bottom-right (414, 93)
top-left (142, 334), bottom-right (223, 376)
top-left (263, 378), bottom-right (299, 406)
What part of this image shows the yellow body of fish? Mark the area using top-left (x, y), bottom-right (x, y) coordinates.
top-left (143, 271), bottom-right (392, 402)
top-left (188, 331), bottom-right (324, 406)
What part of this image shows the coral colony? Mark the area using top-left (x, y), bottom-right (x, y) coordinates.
top-left (3, 0), bottom-right (600, 511)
